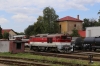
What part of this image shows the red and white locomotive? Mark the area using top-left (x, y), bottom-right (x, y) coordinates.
top-left (29, 34), bottom-right (74, 52)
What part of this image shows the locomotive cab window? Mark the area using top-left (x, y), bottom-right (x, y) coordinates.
top-left (61, 36), bottom-right (67, 39)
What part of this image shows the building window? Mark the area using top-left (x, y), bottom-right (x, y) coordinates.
top-left (60, 25), bottom-right (61, 33)
top-left (16, 43), bottom-right (21, 49)
top-left (74, 24), bottom-right (76, 27)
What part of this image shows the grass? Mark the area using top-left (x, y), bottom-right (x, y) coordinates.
top-left (0, 52), bottom-right (100, 66)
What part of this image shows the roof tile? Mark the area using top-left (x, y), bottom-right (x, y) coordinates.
top-left (58, 16), bottom-right (83, 22)
top-left (2, 29), bottom-right (12, 34)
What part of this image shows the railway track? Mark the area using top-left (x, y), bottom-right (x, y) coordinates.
top-left (0, 50), bottom-right (99, 66)
top-left (25, 50), bottom-right (100, 61)
top-left (0, 56), bottom-right (89, 66)
top-left (0, 57), bottom-right (50, 66)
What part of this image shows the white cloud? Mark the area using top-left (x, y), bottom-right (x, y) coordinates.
top-left (0, 0), bottom-right (100, 23)
top-left (12, 14), bottom-right (36, 23)
top-left (0, 0), bottom-right (100, 14)
top-left (0, 0), bottom-right (100, 32)
top-left (0, 18), bottom-right (8, 24)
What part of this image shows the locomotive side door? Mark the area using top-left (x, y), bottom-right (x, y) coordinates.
top-left (47, 37), bottom-right (53, 43)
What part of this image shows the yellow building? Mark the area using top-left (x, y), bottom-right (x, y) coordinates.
top-left (58, 15), bottom-right (83, 34)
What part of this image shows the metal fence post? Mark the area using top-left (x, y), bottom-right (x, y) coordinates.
top-left (88, 54), bottom-right (94, 64)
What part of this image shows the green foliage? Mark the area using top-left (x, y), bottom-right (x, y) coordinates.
top-left (82, 18), bottom-right (99, 30)
top-left (43, 7), bottom-right (59, 34)
top-left (16, 32), bottom-right (25, 35)
top-left (82, 18), bottom-right (89, 30)
top-left (33, 16), bottom-right (44, 34)
top-left (98, 10), bottom-right (100, 14)
top-left (3, 32), bottom-right (9, 39)
top-left (0, 52), bottom-right (100, 66)
top-left (0, 26), bottom-right (3, 39)
top-left (24, 7), bottom-right (60, 35)
top-left (71, 28), bottom-right (80, 37)
top-left (24, 25), bottom-right (34, 36)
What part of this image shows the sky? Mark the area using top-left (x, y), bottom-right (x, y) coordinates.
top-left (0, 0), bottom-right (100, 33)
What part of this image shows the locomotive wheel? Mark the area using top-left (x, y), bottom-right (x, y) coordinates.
top-left (38, 46), bottom-right (46, 52)
top-left (30, 46), bottom-right (33, 50)
top-left (75, 37), bottom-right (83, 48)
top-left (30, 46), bottom-right (40, 51)
top-left (73, 37), bottom-right (83, 51)
top-left (46, 47), bottom-right (56, 52)
top-left (93, 48), bottom-right (97, 51)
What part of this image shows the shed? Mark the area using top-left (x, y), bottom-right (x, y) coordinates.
top-left (10, 40), bottom-right (26, 53)
top-left (0, 39), bottom-right (27, 53)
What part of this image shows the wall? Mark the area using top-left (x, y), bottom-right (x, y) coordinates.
top-left (0, 41), bottom-right (10, 52)
top-left (59, 21), bottom-right (68, 34)
top-left (10, 41), bottom-right (25, 53)
top-left (59, 21), bottom-right (82, 34)
top-left (9, 30), bottom-right (17, 39)
top-left (86, 27), bottom-right (100, 37)
top-left (67, 21), bottom-right (82, 34)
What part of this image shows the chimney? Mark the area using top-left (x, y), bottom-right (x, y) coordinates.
top-left (77, 15), bottom-right (79, 19)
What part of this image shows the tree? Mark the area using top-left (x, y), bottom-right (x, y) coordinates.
top-left (71, 28), bottom-right (80, 37)
top-left (3, 32), bottom-right (9, 39)
top-left (24, 25), bottom-right (34, 36)
top-left (24, 7), bottom-right (60, 35)
top-left (82, 18), bottom-right (99, 30)
top-left (17, 32), bottom-right (25, 35)
top-left (98, 10), bottom-right (100, 14)
top-left (89, 18), bottom-right (98, 26)
top-left (82, 18), bottom-right (90, 30)
top-left (98, 10), bottom-right (100, 22)
top-left (0, 26), bottom-right (3, 39)
top-left (43, 7), bottom-right (60, 34)
top-left (25, 16), bottom-right (44, 35)
top-left (15, 32), bottom-right (25, 35)
top-left (33, 16), bottom-right (44, 34)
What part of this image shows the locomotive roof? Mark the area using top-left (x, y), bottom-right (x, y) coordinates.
top-left (33, 34), bottom-right (68, 37)
top-left (47, 34), bottom-right (65, 37)
top-left (13, 35), bottom-right (25, 37)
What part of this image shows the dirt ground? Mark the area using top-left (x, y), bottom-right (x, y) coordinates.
top-left (0, 64), bottom-right (8, 66)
